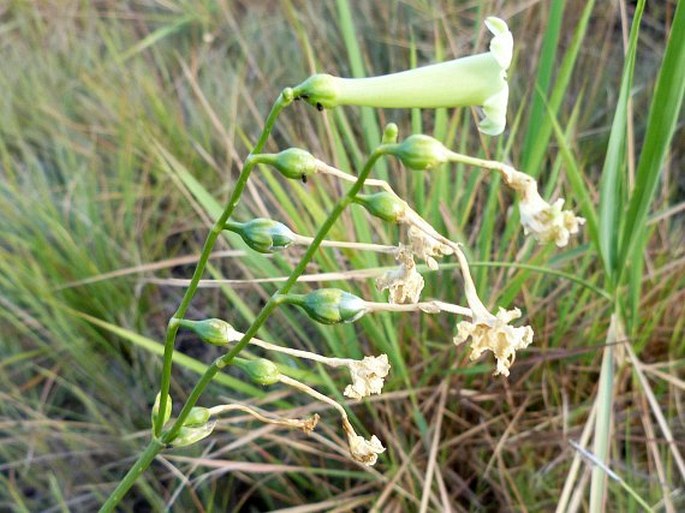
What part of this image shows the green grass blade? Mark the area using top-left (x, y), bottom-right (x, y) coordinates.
top-left (521, 0), bottom-right (596, 176)
top-left (520, 0), bottom-right (565, 163)
top-left (334, 0), bottom-right (386, 179)
top-left (597, 0), bottom-right (645, 286)
top-left (618, 0), bottom-right (685, 282)
top-left (590, 313), bottom-right (621, 513)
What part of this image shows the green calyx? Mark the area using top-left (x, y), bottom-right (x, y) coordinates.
top-left (234, 357), bottom-right (280, 386)
top-left (284, 288), bottom-right (367, 325)
top-left (170, 421), bottom-right (216, 448)
top-left (179, 318), bottom-right (238, 346)
top-left (151, 392), bottom-right (172, 429)
top-left (225, 218), bottom-right (296, 254)
top-left (386, 134), bottom-right (451, 171)
top-left (183, 407), bottom-right (210, 428)
top-left (353, 192), bottom-right (407, 223)
top-left (292, 73), bottom-right (341, 110)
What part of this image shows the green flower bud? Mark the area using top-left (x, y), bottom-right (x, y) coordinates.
top-left (257, 148), bottom-right (319, 180)
top-left (381, 123), bottom-right (399, 144)
top-left (225, 218), bottom-right (297, 253)
top-left (183, 407), bottom-right (210, 428)
top-left (386, 134), bottom-right (450, 171)
top-left (353, 192), bottom-right (407, 223)
top-left (151, 392), bottom-right (172, 429)
top-left (235, 357), bottom-right (281, 386)
top-left (287, 289), bottom-right (367, 325)
top-left (171, 420), bottom-right (216, 448)
top-left (179, 318), bottom-right (239, 346)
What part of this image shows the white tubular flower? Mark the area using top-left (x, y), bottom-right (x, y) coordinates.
top-left (343, 354), bottom-right (391, 400)
top-left (293, 16), bottom-right (513, 135)
top-left (376, 246), bottom-right (425, 304)
top-left (407, 225), bottom-right (453, 270)
top-left (454, 307), bottom-right (534, 377)
top-left (501, 166), bottom-right (585, 247)
top-left (342, 419), bottom-right (385, 466)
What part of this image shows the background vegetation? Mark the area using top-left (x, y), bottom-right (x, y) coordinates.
top-left (0, 1), bottom-right (682, 511)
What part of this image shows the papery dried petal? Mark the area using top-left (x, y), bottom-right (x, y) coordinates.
top-left (454, 307), bottom-right (534, 377)
top-left (344, 354), bottom-right (391, 399)
top-left (376, 246), bottom-right (425, 304)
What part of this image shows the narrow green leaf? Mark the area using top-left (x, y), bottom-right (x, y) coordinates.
top-left (597, 0), bottom-right (645, 285)
top-left (521, 0), bottom-right (565, 162)
top-left (618, 0), bottom-right (685, 281)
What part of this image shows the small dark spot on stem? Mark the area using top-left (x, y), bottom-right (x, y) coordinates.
top-left (316, 102), bottom-right (323, 111)
top-left (301, 175), bottom-right (307, 184)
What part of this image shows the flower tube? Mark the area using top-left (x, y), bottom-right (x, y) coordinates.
top-left (293, 17), bottom-right (513, 135)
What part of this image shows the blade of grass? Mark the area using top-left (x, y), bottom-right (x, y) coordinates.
top-left (520, 0), bottom-right (565, 163)
top-left (589, 313), bottom-right (621, 513)
top-left (617, 0), bottom-right (685, 285)
top-left (597, 0), bottom-right (645, 287)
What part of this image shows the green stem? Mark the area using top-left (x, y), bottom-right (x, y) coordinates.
top-left (101, 137), bottom-right (385, 511)
top-left (161, 148), bottom-right (386, 441)
top-left (154, 89), bottom-right (294, 437)
top-left (98, 439), bottom-right (164, 513)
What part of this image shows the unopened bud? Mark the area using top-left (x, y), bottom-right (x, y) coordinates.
top-left (387, 134), bottom-right (450, 170)
top-left (225, 218), bottom-right (296, 253)
top-left (171, 420), bottom-right (216, 448)
top-left (151, 392), bottom-right (172, 428)
top-left (353, 192), bottom-right (407, 223)
top-left (235, 357), bottom-right (281, 386)
top-left (381, 123), bottom-right (399, 144)
top-left (183, 407), bottom-right (210, 428)
top-left (257, 148), bottom-right (319, 180)
top-left (179, 318), bottom-right (239, 346)
top-left (285, 289), bottom-right (367, 325)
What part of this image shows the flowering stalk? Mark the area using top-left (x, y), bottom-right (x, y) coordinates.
top-left (101, 117), bottom-right (387, 512)
top-left (224, 216), bottom-right (396, 254)
top-left (207, 403), bottom-right (320, 434)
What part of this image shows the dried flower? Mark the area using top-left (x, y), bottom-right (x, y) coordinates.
top-left (407, 225), bottom-right (453, 270)
top-left (376, 246), bottom-right (425, 303)
top-left (501, 165), bottom-right (585, 247)
top-left (342, 419), bottom-right (385, 466)
top-left (343, 354), bottom-right (391, 399)
top-left (454, 307), bottom-right (534, 377)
